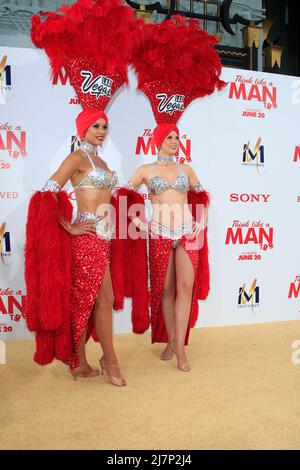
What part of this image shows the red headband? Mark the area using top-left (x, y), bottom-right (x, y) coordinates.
top-left (76, 109), bottom-right (108, 139)
top-left (153, 123), bottom-right (179, 149)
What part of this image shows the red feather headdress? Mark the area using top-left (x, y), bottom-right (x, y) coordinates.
top-left (131, 16), bottom-right (226, 126)
top-left (31, 0), bottom-right (137, 112)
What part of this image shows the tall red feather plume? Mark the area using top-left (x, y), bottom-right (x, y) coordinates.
top-left (131, 16), bottom-right (226, 124)
top-left (31, 0), bottom-right (137, 110)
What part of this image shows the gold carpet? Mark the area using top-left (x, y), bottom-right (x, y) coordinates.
top-left (1, 320), bottom-right (300, 450)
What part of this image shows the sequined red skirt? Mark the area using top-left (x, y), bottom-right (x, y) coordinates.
top-left (67, 234), bottom-right (111, 370)
top-left (149, 233), bottom-right (199, 345)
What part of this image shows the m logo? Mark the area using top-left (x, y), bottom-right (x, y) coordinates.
top-left (0, 55), bottom-right (12, 104)
top-left (238, 279), bottom-right (259, 307)
top-left (242, 138), bottom-right (265, 173)
top-left (0, 223), bottom-right (11, 264)
top-left (0, 55), bottom-right (11, 86)
top-left (243, 138), bottom-right (264, 163)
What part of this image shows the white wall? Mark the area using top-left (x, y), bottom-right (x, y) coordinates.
top-left (0, 46), bottom-right (299, 341)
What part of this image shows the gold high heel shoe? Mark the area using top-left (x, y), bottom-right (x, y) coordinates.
top-left (160, 340), bottom-right (176, 361)
top-left (99, 357), bottom-right (126, 387)
top-left (69, 367), bottom-right (100, 381)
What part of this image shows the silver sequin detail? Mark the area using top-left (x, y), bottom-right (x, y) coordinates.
top-left (87, 168), bottom-right (118, 189)
top-left (156, 155), bottom-right (176, 164)
top-left (150, 218), bottom-right (193, 240)
top-left (148, 174), bottom-right (189, 195)
top-left (124, 181), bottom-right (139, 192)
top-left (76, 211), bottom-right (102, 224)
top-left (190, 182), bottom-right (204, 192)
top-left (147, 163), bottom-right (189, 195)
top-left (41, 179), bottom-right (61, 192)
top-left (73, 148), bottom-right (118, 190)
top-left (80, 140), bottom-right (98, 156)
top-left (76, 211), bottom-right (115, 240)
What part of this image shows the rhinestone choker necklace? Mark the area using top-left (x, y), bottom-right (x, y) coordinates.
top-left (80, 140), bottom-right (98, 156)
top-left (156, 155), bottom-right (176, 164)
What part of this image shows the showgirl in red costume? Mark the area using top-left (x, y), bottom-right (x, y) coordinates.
top-left (125, 17), bottom-right (226, 372)
top-left (25, 0), bottom-right (149, 385)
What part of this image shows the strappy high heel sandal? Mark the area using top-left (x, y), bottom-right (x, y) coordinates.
top-left (99, 356), bottom-right (126, 387)
top-left (160, 339), bottom-right (176, 361)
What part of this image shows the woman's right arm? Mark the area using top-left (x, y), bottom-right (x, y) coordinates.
top-left (41, 152), bottom-right (96, 236)
top-left (124, 165), bottom-right (149, 232)
top-left (41, 152), bottom-right (82, 192)
top-left (125, 164), bottom-right (147, 191)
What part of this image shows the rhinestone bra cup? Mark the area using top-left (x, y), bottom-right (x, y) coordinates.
top-left (148, 174), bottom-right (189, 195)
top-left (147, 162), bottom-right (189, 195)
top-left (73, 147), bottom-right (118, 190)
top-left (86, 168), bottom-right (118, 189)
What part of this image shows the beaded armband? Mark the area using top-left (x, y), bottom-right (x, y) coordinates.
top-left (124, 181), bottom-right (139, 192)
top-left (41, 179), bottom-right (61, 193)
top-left (190, 182), bottom-right (204, 192)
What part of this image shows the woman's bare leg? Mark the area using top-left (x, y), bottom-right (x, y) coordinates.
top-left (174, 244), bottom-right (195, 370)
top-left (93, 263), bottom-right (123, 379)
top-left (160, 249), bottom-right (176, 360)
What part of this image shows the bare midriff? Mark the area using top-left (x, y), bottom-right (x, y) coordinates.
top-left (149, 191), bottom-right (193, 231)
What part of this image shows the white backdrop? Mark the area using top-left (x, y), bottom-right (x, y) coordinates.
top-left (1, 46), bottom-right (299, 341)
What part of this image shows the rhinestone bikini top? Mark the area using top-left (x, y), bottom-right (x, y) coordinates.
top-left (147, 162), bottom-right (189, 195)
top-left (72, 148), bottom-right (118, 190)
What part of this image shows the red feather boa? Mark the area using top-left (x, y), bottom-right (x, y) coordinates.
top-left (187, 189), bottom-right (210, 326)
top-left (111, 188), bottom-right (150, 334)
top-left (24, 191), bottom-right (73, 365)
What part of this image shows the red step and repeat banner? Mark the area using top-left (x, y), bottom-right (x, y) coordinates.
top-left (1, 47), bottom-right (300, 341)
